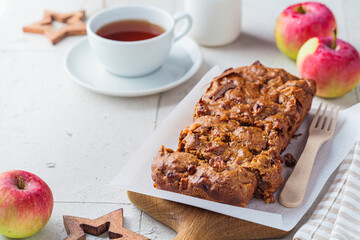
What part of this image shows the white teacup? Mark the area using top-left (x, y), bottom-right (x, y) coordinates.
top-left (87, 6), bottom-right (192, 77)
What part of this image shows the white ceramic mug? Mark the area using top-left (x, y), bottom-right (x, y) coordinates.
top-left (87, 6), bottom-right (192, 77)
top-left (185, 0), bottom-right (241, 47)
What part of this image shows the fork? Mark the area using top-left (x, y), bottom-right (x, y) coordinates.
top-left (279, 103), bottom-right (340, 208)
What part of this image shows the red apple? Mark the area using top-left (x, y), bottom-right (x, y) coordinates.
top-left (0, 170), bottom-right (54, 238)
top-left (275, 2), bottom-right (336, 60)
top-left (297, 32), bottom-right (360, 98)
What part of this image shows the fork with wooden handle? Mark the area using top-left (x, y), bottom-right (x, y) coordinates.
top-left (279, 103), bottom-right (340, 208)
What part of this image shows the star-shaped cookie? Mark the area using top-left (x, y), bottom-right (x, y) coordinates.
top-left (63, 209), bottom-right (149, 240)
top-left (23, 10), bottom-right (86, 44)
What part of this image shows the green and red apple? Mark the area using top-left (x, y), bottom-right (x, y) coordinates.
top-left (0, 170), bottom-right (54, 238)
top-left (275, 2), bottom-right (337, 60)
top-left (297, 31), bottom-right (360, 98)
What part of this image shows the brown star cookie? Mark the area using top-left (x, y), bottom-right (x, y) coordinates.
top-left (63, 209), bottom-right (149, 240)
top-left (23, 10), bottom-right (86, 44)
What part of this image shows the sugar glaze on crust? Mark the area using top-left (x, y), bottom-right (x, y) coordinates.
top-left (152, 61), bottom-right (316, 207)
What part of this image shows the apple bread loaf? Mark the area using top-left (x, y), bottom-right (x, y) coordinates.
top-left (151, 61), bottom-right (316, 207)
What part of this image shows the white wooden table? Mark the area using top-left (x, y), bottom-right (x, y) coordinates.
top-left (0, 0), bottom-right (359, 239)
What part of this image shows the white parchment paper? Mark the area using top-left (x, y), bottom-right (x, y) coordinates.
top-left (111, 66), bottom-right (360, 231)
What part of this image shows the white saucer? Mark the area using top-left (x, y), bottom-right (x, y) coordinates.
top-left (64, 37), bottom-right (202, 97)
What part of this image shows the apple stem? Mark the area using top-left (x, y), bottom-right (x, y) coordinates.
top-left (18, 176), bottom-right (25, 190)
top-left (297, 5), bottom-right (306, 14)
top-left (332, 28), bottom-right (337, 49)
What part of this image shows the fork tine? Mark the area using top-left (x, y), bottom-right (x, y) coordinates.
top-left (329, 106), bottom-right (340, 132)
top-left (318, 103), bottom-right (328, 129)
top-left (310, 102), bottom-right (323, 128)
top-left (324, 104), bottom-right (335, 130)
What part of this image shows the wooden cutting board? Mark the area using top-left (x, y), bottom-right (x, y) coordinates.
top-left (127, 191), bottom-right (291, 240)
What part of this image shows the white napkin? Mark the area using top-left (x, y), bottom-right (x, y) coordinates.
top-left (294, 135), bottom-right (360, 240)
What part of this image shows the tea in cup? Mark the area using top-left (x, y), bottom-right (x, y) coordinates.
top-left (87, 6), bottom-right (192, 77)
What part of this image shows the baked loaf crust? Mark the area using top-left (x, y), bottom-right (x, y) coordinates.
top-left (152, 61), bottom-right (316, 207)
